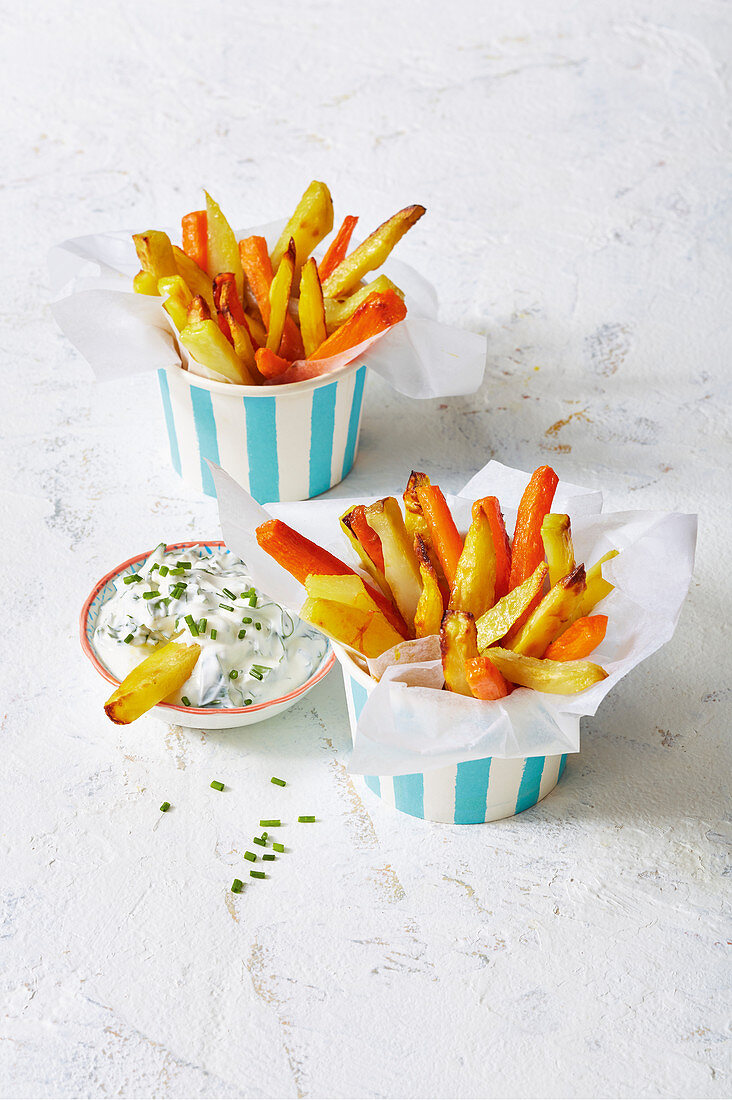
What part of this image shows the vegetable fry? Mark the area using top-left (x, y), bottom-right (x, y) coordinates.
top-left (403, 471), bottom-right (447, 592)
top-left (187, 295), bottom-right (211, 324)
top-left (545, 615), bottom-right (607, 661)
top-left (271, 180), bottom-right (334, 276)
top-left (509, 465), bottom-right (559, 590)
top-left (104, 641), bottom-right (201, 724)
top-left (132, 270), bottom-right (159, 296)
top-left (133, 230), bottom-right (178, 281)
top-left (298, 257), bottom-right (327, 357)
top-left (300, 597), bottom-right (400, 659)
top-left (450, 500), bottom-right (497, 619)
top-left (239, 235), bottom-right (274, 324)
top-left (507, 564), bottom-right (587, 658)
top-left (172, 246), bottom-right (216, 312)
top-left (321, 204), bottom-right (426, 298)
top-left (464, 657), bottom-right (511, 701)
top-left (323, 275), bottom-right (404, 333)
top-left (219, 279), bottom-right (257, 373)
top-left (340, 506), bottom-right (390, 595)
top-left (416, 484), bottom-right (463, 588)
top-left (541, 513), bottom-right (575, 586)
top-left (318, 214), bottom-right (358, 282)
top-left (364, 497), bottom-right (421, 627)
top-left (570, 550), bottom-right (619, 622)
top-left (483, 648), bottom-right (607, 695)
top-left (181, 210), bottom-right (207, 271)
top-left (481, 497), bottom-right (512, 599)
top-left (475, 563), bottom-right (548, 652)
top-left (179, 319), bottom-right (256, 385)
top-left (267, 239), bottom-right (295, 352)
top-left (414, 535), bottom-right (444, 639)
top-left (440, 610), bottom-right (478, 696)
top-left (159, 275), bottom-right (194, 330)
top-left (255, 347), bottom-right (291, 379)
top-left (308, 289), bottom-right (406, 360)
top-left (205, 190), bottom-right (244, 298)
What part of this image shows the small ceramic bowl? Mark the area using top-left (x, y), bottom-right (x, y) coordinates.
top-left (80, 540), bottom-right (334, 730)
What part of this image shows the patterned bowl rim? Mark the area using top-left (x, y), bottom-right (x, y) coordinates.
top-left (79, 539), bottom-right (335, 716)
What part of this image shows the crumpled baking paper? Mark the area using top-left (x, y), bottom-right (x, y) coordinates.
top-left (48, 218), bottom-right (486, 399)
top-left (210, 458), bottom-right (697, 776)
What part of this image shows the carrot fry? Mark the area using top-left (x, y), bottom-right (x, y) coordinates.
top-left (318, 215), bottom-right (358, 282)
top-left (345, 505), bottom-right (384, 573)
top-left (255, 347), bottom-right (292, 379)
top-left (509, 465), bottom-right (559, 590)
top-left (181, 210), bottom-right (207, 271)
top-left (307, 289), bottom-right (406, 361)
top-left (415, 484), bottom-right (463, 588)
top-left (480, 497), bottom-right (512, 599)
top-left (545, 615), bottom-right (608, 661)
top-left (239, 236), bottom-right (274, 325)
top-left (464, 656), bottom-right (511, 701)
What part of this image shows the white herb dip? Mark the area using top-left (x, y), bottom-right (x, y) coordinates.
top-left (94, 544), bottom-right (327, 708)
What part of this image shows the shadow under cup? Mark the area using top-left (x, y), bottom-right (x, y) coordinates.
top-left (157, 361), bottom-right (367, 502)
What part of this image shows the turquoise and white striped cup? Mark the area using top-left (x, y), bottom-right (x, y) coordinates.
top-left (157, 361), bottom-right (367, 502)
top-left (340, 651), bottom-right (568, 824)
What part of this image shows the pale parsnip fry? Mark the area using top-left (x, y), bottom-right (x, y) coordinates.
top-left (484, 647), bottom-right (607, 695)
top-left (300, 596), bottom-right (402, 659)
top-left (205, 190), bottom-right (244, 298)
top-left (179, 320), bottom-right (255, 385)
top-left (365, 497), bottom-right (421, 628)
top-left (403, 470), bottom-right (447, 590)
top-left (340, 507), bottom-right (391, 597)
top-left (133, 270), bottom-right (159, 296)
top-left (570, 550), bottom-right (619, 622)
top-left (104, 641), bottom-right (201, 724)
top-left (172, 245), bottom-right (216, 312)
top-left (267, 239), bottom-right (295, 353)
top-left (218, 280), bottom-right (257, 374)
top-left (321, 205), bottom-right (425, 299)
top-left (187, 295), bottom-right (211, 324)
top-left (507, 565), bottom-right (587, 658)
top-left (271, 180), bottom-right (334, 276)
top-left (158, 275), bottom-right (193, 332)
top-left (475, 563), bottom-right (548, 652)
top-left (440, 609), bottom-right (478, 696)
top-left (298, 257), bottom-right (327, 357)
top-left (323, 275), bottom-right (404, 333)
top-left (133, 230), bottom-right (178, 281)
top-left (450, 501), bottom-right (497, 619)
top-left (541, 513), bottom-right (575, 586)
top-left (414, 535), bottom-right (444, 639)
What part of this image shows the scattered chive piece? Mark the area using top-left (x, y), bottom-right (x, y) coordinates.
top-left (253, 837), bottom-right (266, 847)
top-left (255, 622), bottom-right (262, 631)
top-left (181, 696), bottom-right (191, 707)
top-left (248, 593), bottom-right (258, 607)
top-left (231, 878), bottom-right (243, 893)
top-left (210, 628), bottom-right (217, 640)
top-left (184, 614), bottom-right (199, 637)
top-left (210, 780), bottom-right (225, 791)
top-left (262, 853), bottom-right (275, 861)
top-left (250, 870), bottom-right (266, 879)
top-left (244, 851), bottom-right (257, 862)
top-left (298, 816), bottom-right (316, 823)
top-left (123, 574), bottom-right (141, 584)
top-left (238, 629), bottom-right (247, 639)
top-left (241, 616), bottom-right (252, 624)
top-left (222, 587), bottom-right (237, 601)
top-left (229, 670), bottom-right (239, 680)
top-left (271, 777), bottom-right (286, 786)
top-left (124, 633), bottom-right (134, 644)
top-left (160, 801), bottom-right (171, 812)
top-left (219, 603), bottom-right (235, 612)
top-left (259, 819), bottom-right (281, 828)
top-left (273, 842), bottom-right (285, 853)
top-left (198, 618), bottom-right (207, 633)
top-left (244, 700), bottom-right (253, 707)
top-left (159, 565), bottom-right (169, 576)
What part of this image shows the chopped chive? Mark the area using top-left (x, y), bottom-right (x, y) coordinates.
top-left (298, 815), bottom-right (316, 823)
top-left (249, 870), bottom-right (266, 879)
top-left (252, 665), bottom-right (271, 674)
top-left (184, 614), bottom-right (199, 637)
top-left (238, 629), bottom-right (247, 639)
top-left (259, 819), bottom-right (281, 828)
top-left (229, 670), bottom-right (238, 680)
top-left (231, 878), bottom-right (243, 893)
top-left (271, 777), bottom-right (286, 787)
top-left (244, 851), bottom-right (257, 862)
top-left (159, 565), bottom-right (169, 576)
top-left (124, 633), bottom-right (134, 643)
top-left (210, 628), bottom-right (217, 640)
top-left (241, 616), bottom-right (252, 624)
top-left (181, 696), bottom-right (191, 707)
top-left (210, 780), bottom-right (225, 791)
top-left (261, 832), bottom-right (268, 840)
top-left (160, 801), bottom-right (171, 812)
top-left (250, 670), bottom-right (263, 681)
top-left (151, 563), bottom-right (159, 572)
top-left (252, 836), bottom-right (266, 847)
top-left (241, 588), bottom-right (253, 599)
top-left (248, 593), bottom-right (258, 607)
top-left (222, 587), bottom-right (237, 601)
top-left (273, 842), bottom-right (285, 853)
top-left (123, 574), bottom-right (141, 584)
top-left (219, 603), bottom-right (234, 612)
top-left (178, 561), bottom-right (192, 568)
top-left (169, 567), bottom-right (185, 575)
top-left (244, 700), bottom-right (253, 706)
top-left (143, 591), bottom-right (157, 600)
top-left (262, 853), bottom-right (275, 861)
top-left (255, 622), bottom-right (262, 631)
top-left (198, 618), bottom-right (207, 633)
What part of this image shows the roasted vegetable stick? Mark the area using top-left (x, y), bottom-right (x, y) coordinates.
top-left (416, 484), bottom-right (463, 588)
top-left (271, 180), bottom-right (334, 276)
top-left (509, 465), bottom-right (559, 590)
top-left (267, 239), bottom-right (295, 352)
top-left (304, 573), bottom-right (398, 639)
top-left (481, 497), bottom-right (512, 599)
top-left (464, 657), bottom-right (511, 701)
top-left (483, 648), bottom-right (607, 695)
top-left (570, 550), bottom-right (619, 622)
top-left (181, 210), bottom-right (207, 271)
top-left (545, 615), bottom-right (608, 661)
top-left (323, 276), bottom-right (405, 333)
top-left (301, 597), bottom-right (400, 659)
top-left (318, 214), bottom-right (358, 282)
top-left (255, 347), bottom-right (291, 379)
top-left (172, 246), bottom-right (216, 312)
top-left (104, 641), bottom-right (201, 724)
top-left (450, 500), bottom-right (497, 619)
top-left (158, 275), bottom-right (193, 331)
top-left (218, 280), bottom-right (257, 373)
top-left (133, 230), bottom-right (178, 281)
top-left (414, 536), bottom-right (444, 639)
top-left (308, 290), bottom-right (406, 360)
top-left (298, 257), bottom-right (327, 357)
top-left (475, 563), bottom-right (548, 652)
top-left (187, 295), bottom-right (211, 324)
top-left (321, 204), bottom-right (426, 298)
top-left (239, 235), bottom-right (274, 324)
top-left (364, 497), bottom-right (422, 627)
top-left (179, 320), bottom-right (256, 385)
top-left (440, 610), bottom-right (478, 697)
top-left (340, 506), bottom-right (390, 596)
top-left (132, 270), bottom-right (159, 296)
top-left (244, 311), bottom-right (267, 348)
top-left (403, 471), bottom-right (448, 592)
top-left (507, 565), bottom-right (587, 658)
top-left (205, 191), bottom-right (244, 298)
top-left (541, 513), bottom-right (575, 586)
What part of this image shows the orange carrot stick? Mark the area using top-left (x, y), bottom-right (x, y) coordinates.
top-left (256, 519), bottom-right (408, 637)
top-left (318, 215), bottom-right (358, 282)
top-left (308, 290), bottom-right (406, 361)
top-left (347, 505), bottom-right (385, 573)
top-left (255, 347), bottom-right (292, 379)
top-left (464, 656), bottom-right (511, 701)
top-left (416, 485), bottom-right (463, 588)
top-left (238, 236), bottom-right (304, 360)
top-left (509, 465), bottom-right (559, 591)
top-left (544, 615), bottom-right (608, 661)
top-left (477, 496), bottom-right (511, 599)
top-left (181, 210), bottom-right (207, 271)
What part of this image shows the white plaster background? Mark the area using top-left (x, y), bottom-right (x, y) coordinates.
top-left (1, 1), bottom-right (730, 1097)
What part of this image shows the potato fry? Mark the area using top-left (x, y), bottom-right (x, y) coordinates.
top-left (321, 205), bottom-right (426, 298)
top-left (172, 245), bottom-right (216, 312)
top-left (205, 190), bottom-right (244, 298)
top-left (541, 513), bottom-right (575, 586)
top-left (450, 501), bottom-right (497, 619)
top-left (221, 298), bottom-right (257, 374)
top-left (179, 319), bottom-right (256, 385)
top-left (158, 275), bottom-right (193, 331)
top-left (403, 471), bottom-right (447, 591)
top-left (323, 276), bottom-right (404, 333)
top-left (244, 310), bottom-right (267, 348)
top-left (104, 641), bottom-right (201, 724)
top-left (300, 596), bottom-right (402, 659)
top-left (475, 563), bottom-right (548, 652)
top-left (483, 647), bottom-right (607, 695)
top-left (440, 610), bottom-right (478, 696)
top-left (507, 565), bottom-right (587, 658)
top-left (414, 535), bottom-right (444, 639)
top-left (267, 239), bottom-right (295, 353)
top-left (365, 497), bottom-right (421, 628)
top-left (162, 296), bottom-right (188, 332)
top-left (570, 550), bottom-right (619, 622)
top-left (132, 270), bottom-right (159, 296)
top-left (304, 573), bottom-right (394, 626)
top-left (271, 180), bottom-right (334, 276)
top-left (187, 295), bottom-right (211, 324)
top-left (133, 230), bottom-right (178, 281)
top-left (298, 258), bottom-right (327, 357)
top-left (340, 506), bottom-right (390, 596)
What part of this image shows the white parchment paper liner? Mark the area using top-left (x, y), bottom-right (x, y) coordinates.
top-left (211, 459), bottom-right (697, 776)
top-left (48, 219), bottom-right (486, 398)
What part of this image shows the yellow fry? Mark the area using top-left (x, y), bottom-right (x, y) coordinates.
top-left (104, 641), bottom-right (201, 724)
top-left (570, 550), bottom-right (619, 622)
top-left (300, 596), bottom-right (402, 659)
top-left (541, 513), bottom-right (575, 586)
top-left (507, 565), bottom-right (587, 658)
top-left (132, 230), bottom-right (178, 280)
top-left (179, 319), bottom-right (256, 385)
top-left (475, 563), bottom-right (548, 652)
top-left (450, 506), bottom-right (497, 619)
top-left (323, 275), bottom-right (404, 333)
top-left (204, 191), bottom-right (244, 298)
top-left (484, 648), bottom-right (607, 695)
top-left (440, 610), bottom-right (478, 696)
top-left (132, 270), bottom-right (159, 296)
top-left (267, 239), bottom-right (295, 353)
top-left (271, 180), bottom-right (334, 276)
top-left (365, 496), bottom-right (421, 628)
top-left (298, 258), bottom-right (327, 357)
top-left (321, 205), bottom-right (425, 299)
top-left (414, 536), bottom-right (444, 639)
top-left (172, 246), bottom-right (216, 312)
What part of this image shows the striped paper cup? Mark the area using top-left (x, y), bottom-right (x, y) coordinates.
top-left (157, 360), bottom-right (367, 502)
top-left (339, 650), bottom-right (568, 825)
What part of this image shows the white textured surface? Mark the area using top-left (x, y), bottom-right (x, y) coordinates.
top-left (2, 1), bottom-right (731, 1097)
